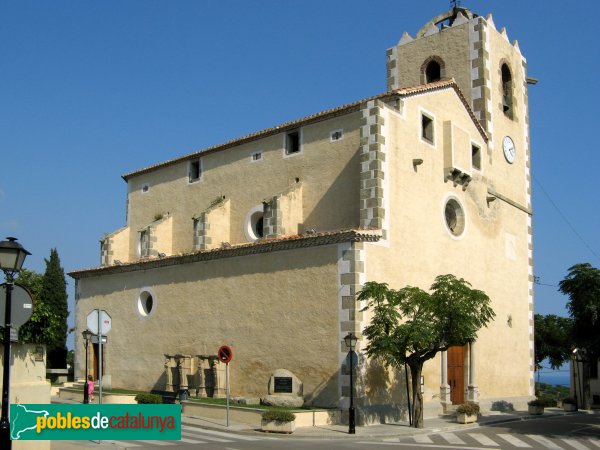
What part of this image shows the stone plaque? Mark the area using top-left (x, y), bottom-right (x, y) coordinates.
top-left (274, 376), bottom-right (293, 393)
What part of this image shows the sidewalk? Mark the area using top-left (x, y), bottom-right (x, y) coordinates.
top-left (181, 407), bottom-right (588, 440)
top-left (49, 396), bottom-right (594, 448)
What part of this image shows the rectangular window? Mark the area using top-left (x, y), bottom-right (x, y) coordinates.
top-left (330, 129), bottom-right (343, 142)
top-left (472, 144), bottom-right (481, 171)
top-left (138, 230), bottom-right (149, 257)
top-left (251, 152), bottom-right (262, 162)
top-left (285, 130), bottom-right (300, 155)
top-left (421, 114), bottom-right (434, 144)
top-left (189, 159), bottom-right (201, 182)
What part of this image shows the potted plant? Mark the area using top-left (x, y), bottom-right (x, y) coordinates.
top-left (562, 397), bottom-right (577, 412)
top-left (261, 410), bottom-right (296, 434)
top-left (527, 399), bottom-right (545, 415)
top-left (134, 393), bottom-right (163, 404)
top-left (456, 402), bottom-right (480, 424)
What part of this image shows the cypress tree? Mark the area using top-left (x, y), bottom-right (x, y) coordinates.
top-left (40, 248), bottom-right (69, 368)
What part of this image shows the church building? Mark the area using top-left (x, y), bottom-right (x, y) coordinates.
top-left (70, 6), bottom-right (535, 422)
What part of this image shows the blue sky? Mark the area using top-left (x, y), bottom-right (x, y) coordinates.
top-left (1, 0), bottom-right (599, 350)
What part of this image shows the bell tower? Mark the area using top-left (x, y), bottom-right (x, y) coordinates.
top-left (386, 6), bottom-right (531, 153)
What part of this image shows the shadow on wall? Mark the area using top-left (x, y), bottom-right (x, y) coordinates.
top-left (360, 357), bottom-right (410, 425)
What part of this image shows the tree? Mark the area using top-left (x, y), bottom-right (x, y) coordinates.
top-left (533, 314), bottom-right (572, 389)
top-left (15, 268), bottom-right (62, 348)
top-left (358, 274), bottom-right (495, 428)
top-left (559, 263), bottom-right (600, 410)
top-left (39, 249), bottom-right (69, 368)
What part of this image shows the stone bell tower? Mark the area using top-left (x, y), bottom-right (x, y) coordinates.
top-left (386, 6), bottom-right (531, 153)
top-left (387, 6), bottom-right (536, 401)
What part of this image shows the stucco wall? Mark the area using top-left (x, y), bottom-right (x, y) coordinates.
top-left (76, 244), bottom-right (343, 406)
top-left (119, 113), bottom-right (362, 261)
top-left (0, 343), bottom-right (51, 450)
top-left (361, 89), bottom-right (531, 407)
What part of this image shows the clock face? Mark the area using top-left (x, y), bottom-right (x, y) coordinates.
top-left (503, 136), bottom-right (516, 164)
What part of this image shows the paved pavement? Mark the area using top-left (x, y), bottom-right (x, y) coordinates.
top-left (46, 396), bottom-right (598, 449)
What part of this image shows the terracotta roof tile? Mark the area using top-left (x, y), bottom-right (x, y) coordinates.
top-left (69, 229), bottom-right (382, 279)
top-left (122, 79), bottom-right (486, 180)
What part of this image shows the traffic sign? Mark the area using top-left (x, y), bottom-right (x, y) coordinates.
top-left (91, 335), bottom-right (107, 344)
top-left (0, 283), bottom-right (34, 328)
top-left (218, 345), bottom-right (233, 364)
top-left (86, 309), bottom-right (112, 335)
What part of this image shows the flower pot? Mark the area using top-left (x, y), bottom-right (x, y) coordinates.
top-left (563, 403), bottom-right (577, 412)
top-left (456, 413), bottom-right (477, 424)
top-left (261, 420), bottom-right (295, 434)
top-left (528, 405), bottom-right (544, 415)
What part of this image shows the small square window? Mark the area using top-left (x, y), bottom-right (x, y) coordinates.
top-left (472, 144), bottom-right (481, 171)
top-left (142, 184), bottom-right (150, 193)
top-left (330, 129), bottom-right (343, 142)
top-left (189, 159), bottom-right (201, 182)
top-left (285, 130), bottom-right (301, 155)
top-left (251, 152), bottom-right (263, 162)
top-left (421, 114), bottom-right (434, 144)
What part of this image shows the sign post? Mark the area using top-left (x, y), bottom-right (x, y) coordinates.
top-left (217, 346), bottom-right (233, 427)
top-left (86, 309), bottom-right (112, 405)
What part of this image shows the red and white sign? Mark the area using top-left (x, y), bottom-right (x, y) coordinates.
top-left (218, 345), bottom-right (233, 364)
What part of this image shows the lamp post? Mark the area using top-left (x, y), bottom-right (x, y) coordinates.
top-left (572, 348), bottom-right (579, 410)
top-left (344, 332), bottom-right (358, 434)
top-left (0, 237), bottom-right (31, 450)
top-left (82, 330), bottom-right (92, 404)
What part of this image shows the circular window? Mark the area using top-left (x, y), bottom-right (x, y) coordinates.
top-left (444, 197), bottom-right (465, 237)
top-left (137, 289), bottom-right (156, 317)
top-left (244, 205), bottom-right (265, 241)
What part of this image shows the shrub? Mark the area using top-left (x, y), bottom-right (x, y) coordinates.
top-left (538, 395), bottom-right (557, 407)
top-left (262, 410), bottom-right (296, 423)
top-left (135, 393), bottom-right (163, 404)
top-left (527, 398), bottom-right (545, 407)
top-left (456, 402), bottom-right (480, 415)
top-left (562, 397), bottom-right (576, 405)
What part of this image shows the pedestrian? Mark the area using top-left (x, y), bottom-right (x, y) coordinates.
top-left (88, 375), bottom-right (94, 402)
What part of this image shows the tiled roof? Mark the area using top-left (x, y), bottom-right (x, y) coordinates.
top-left (68, 229), bottom-right (382, 279)
top-left (122, 79), bottom-right (487, 180)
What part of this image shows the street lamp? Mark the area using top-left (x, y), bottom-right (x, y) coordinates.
top-left (0, 237), bottom-right (31, 450)
top-left (82, 330), bottom-right (92, 404)
top-left (344, 332), bottom-right (358, 434)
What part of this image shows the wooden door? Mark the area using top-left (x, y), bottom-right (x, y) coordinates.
top-left (447, 345), bottom-right (465, 405)
top-left (92, 343), bottom-right (103, 381)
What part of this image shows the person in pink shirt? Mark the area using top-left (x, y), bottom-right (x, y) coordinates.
top-left (87, 375), bottom-right (94, 402)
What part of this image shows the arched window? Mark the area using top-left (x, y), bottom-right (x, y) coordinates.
top-left (421, 57), bottom-right (445, 84)
top-left (501, 64), bottom-right (513, 117)
top-left (425, 60), bottom-right (441, 83)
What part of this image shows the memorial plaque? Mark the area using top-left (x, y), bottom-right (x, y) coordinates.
top-left (274, 376), bottom-right (293, 393)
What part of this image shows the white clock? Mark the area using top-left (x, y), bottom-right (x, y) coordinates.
top-left (503, 136), bottom-right (516, 164)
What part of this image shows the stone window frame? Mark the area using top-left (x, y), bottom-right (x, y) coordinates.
top-left (442, 194), bottom-right (467, 240)
top-left (500, 61), bottom-right (514, 120)
top-left (330, 129), bottom-right (344, 142)
top-left (141, 183), bottom-right (150, 193)
top-left (250, 151), bottom-right (263, 163)
top-left (244, 204), bottom-right (265, 242)
top-left (421, 55), bottom-right (446, 84)
top-left (188, 158), bottom-right (203, 183)
top-left (136, 287), bottom-right (157, 319)
top-left (420, 108), bottom-right (436, 148)
top-left (471, 141), bottom-right (482, 172)
top-left (283, 129), bottom-right (303, 158)
top-left (137, 228), bottom-right (150, 258)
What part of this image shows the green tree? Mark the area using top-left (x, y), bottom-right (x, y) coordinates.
top-left (358, 274), bottom-right (495, 428)
top-left (559, 263), bottom-right (600, 410)
top-left (39, 249), bottom-right (69, 368)
top-left (534, 314), bottom-right (573, 370)
top-left (14, 268), bottom-right (59, 345)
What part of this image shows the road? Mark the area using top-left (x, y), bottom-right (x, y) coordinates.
top-left (51, 412), bottom-right (600, 450)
